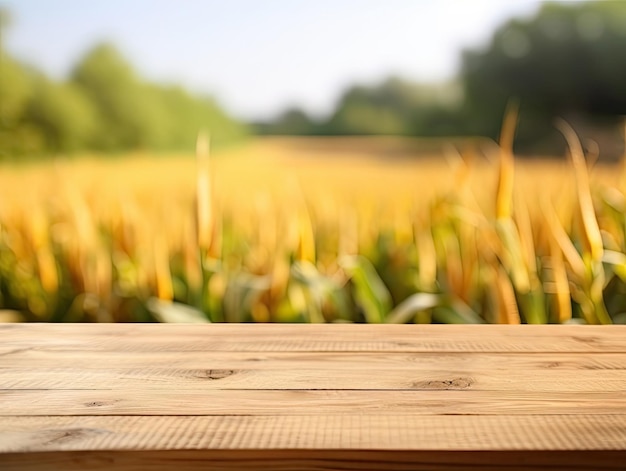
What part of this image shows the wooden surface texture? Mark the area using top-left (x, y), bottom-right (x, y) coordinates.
top-left (1, 323), bottom-right (625, 470)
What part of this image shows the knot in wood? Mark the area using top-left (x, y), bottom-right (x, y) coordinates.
top-left (84, 401), bottom-right (108, 408)
top-left (201, 369), bottom-right (235, 380)
top-left (412, 377), bottom-right (474, 390)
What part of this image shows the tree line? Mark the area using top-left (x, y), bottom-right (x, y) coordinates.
top-left (258, 1), bottom-right (626, 158)
top-left (0, 13), bottom-right (246, 158)
top-left (2, 1), bottom-right (626, 159)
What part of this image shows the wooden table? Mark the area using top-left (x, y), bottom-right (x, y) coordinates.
top-left (1, 323), bottom-right (625, 470)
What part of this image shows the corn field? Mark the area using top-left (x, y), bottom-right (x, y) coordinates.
top-left (1, 126), bottom-right (626, 324)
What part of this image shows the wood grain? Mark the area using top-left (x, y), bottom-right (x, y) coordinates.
top-left (2, 389), bottom-right (626, 416)
top-left (4, 350), bottom-right (626, 370)
top-left (1, 366), bottom-right (625, 391)
top-left (2, 324), bottom-right (626, 353)
top-left (2, 414), bottom-right (626, 452)
top-left (1, 324), bottom-right (625, 470)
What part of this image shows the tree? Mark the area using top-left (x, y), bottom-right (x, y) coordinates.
top-left (461, 1), bottom-right (626, 155)
top-left (0, 8), bottom-right (41, 158)
top-left (0, 7), bottom-right (11, 55)
top-left (1, 16), bottom-right (246, 158)
top-left (71, 43), bottom-right (246, 153)
top-left (26, 78), bottom-right (98, 152)
top-left (71, 43), bottom-right (168, 150)
top-left (156, 85), bottom-right (247, 151)
top-left (326, 79), bottom-right (414, 135)
top-left (0, 54), bottom-right (33, 128)
top-left (324, 77), bottom-right (462, 136)
top-left (255, 107), bottom-right (321, 135)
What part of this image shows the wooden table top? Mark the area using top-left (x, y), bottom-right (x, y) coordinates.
top-left (1, 323), bottom-right (626, 470)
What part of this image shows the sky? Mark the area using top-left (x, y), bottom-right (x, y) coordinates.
top-left (0, 0), bottom-right (579, 120)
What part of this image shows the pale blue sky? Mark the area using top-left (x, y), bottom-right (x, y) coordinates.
top-left (1, 1), bottom-right (580, 120)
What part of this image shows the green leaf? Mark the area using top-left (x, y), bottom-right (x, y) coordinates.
top-left (602, 250), bottom-right (626, 283)
top-left (146, 297), bottom-right (209, 323)
top-left (433, 298), bottom-right (484, 324)
top-left (339, 255), bottom-right (392, 323)
top-left (223, 273), bottom-right (272, 322)
top-left (386, 293), bottom-right (440, 324)
top-left (291, 261), bottom-right (350, 323)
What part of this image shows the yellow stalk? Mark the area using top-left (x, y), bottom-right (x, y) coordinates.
top-left (620, 119), bottom-right (626, 190)
top-left (547, 225), bottom-right (572, 323)
top-left (183, 214), bottom-right (202, 291)
top-left (27, 207), bottom-right (59, 295)
top-left (297, 209), bottom-right (316, 264)
top-left (154, 234), bottom-right (174, 302)
top-left (541, 196), bottom-right (586, 282)
top-left (496, 101), bottom-right (519, 220)
top-left (497, 218), bottom-right (530, 294)
top-left (256, 193), bottom-right (277, 260)
top-left (339, 206), bottom-right (358, 257)
top-left (514, 196), bottom-right (537, 275)
top-left (444, 143), bottom-right (471, 196)
top-left (555, 119), bottom-right (603, 263)
top-left (207, 198), bottom-right (223, 260)
top-left (496, 266), bottom-right (521, 324)
top-left (36, 248), bottom-right (58, 294)
top-left (287, 176), bottom-right (316, 264)
top-left (68, 186), bottom-right (95, 251)
top-left (415, 217), bottom-right (437, 291)
top-left (29, 207), bottom-right (48, 250)
top-left (444, 233), bottom-right (464, 297)
top-left (270, 251), bottom-right (290, 302)
top-left (459, 220), bottom-right (478, 301)
top-left (394, 204), bottom-right (413, 246)
top-left (251, 301), bottom-right (270, 323)
top-left (95, 247), bottom-right (112, 301)
top-left (196, 132), bottom-right (212, 252)
top-left (455, 150), bottom-right (473, 194)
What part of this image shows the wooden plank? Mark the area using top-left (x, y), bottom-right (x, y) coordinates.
top-left (0, 324), bottom-right (626, 354)
top-left (4, 323), bottom-right (625, 338)
top-left (2, 389), bottom-right (626, 416)
top-left (3, 449), bottom-right (625, 471)
top-left (3, 324), bottom-right (626, 353)
top-left (2, 415), bottom-right (625, 453)
top-left (4, 350), bottom-right (626, 370)
top-left (1, 366), bottom-right (624, 391)
top-left (3, 323), bottom-right (625, 344)
top-left (2, 324), bottom-right (624, 470)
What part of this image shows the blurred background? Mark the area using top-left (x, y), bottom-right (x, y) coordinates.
top-left (2, 1), bottom-right (626, 325)
top-left (2, 0), bottom-right (625, 157)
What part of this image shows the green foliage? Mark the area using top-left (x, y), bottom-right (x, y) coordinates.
top-left (461, 0), bottom-right (626, 153)
top-left (0, 34), bottom-right (246, 158)
top-left (257, 1), bottom-right (626, 158)
top-left (255, 108), bottom-right (321, 135)
top-left (326, 78), bottom-right (462, 136)
top-left (27, 79), bottom-right (98, 152)
top-left (160, 90), bottom-right (247, 150)
top-left (72, 43), bottom-right (146, 150)
top-left (0, 54), bottom-right (36, 156)
top-left (0, 55), bottom-right (31, 125)
top-left (259, 77), bottom-right (463, 137)
top-left (70, 44), bottom-right (246, 152)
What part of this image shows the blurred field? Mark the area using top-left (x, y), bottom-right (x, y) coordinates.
top-left (1, 136), bottom-right (625, 324)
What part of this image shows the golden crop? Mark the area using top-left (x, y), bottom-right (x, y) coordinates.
top-left (0, 135), bottom-right (624, 324)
